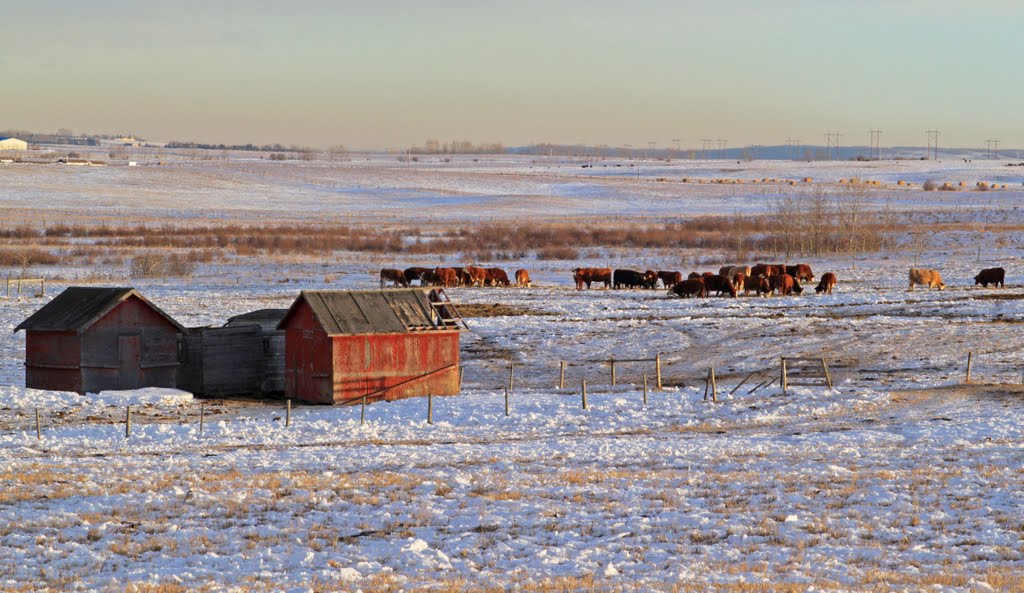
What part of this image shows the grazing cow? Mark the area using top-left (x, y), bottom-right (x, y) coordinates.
top-left (487, 268), bottom-right (511, 286)
top-left (909, 268), bottom-right (945, 291)
top-left (434, 267), bottom-right (458, 287)
top-left (751, 263), bottom-right (777, 278)
top-left (451, 267), bottom-right (472, 287)
top-left (404, 267), bottom-right (432, 285)
top-left (770, 273), bottom-right (797, 296)
top-left (418, 269), bottom-right (438, 286)
top-left (379, 268), bottom-right (408, 288)
top-left (614, 269), bottom-right (654, 289)
top-left (671, 277), bottom-right (707, 298)
top-left (687, 272), bottom-right (702, 280)
top-left (718, 265), bottom-right (732, 276)
top-left (785, 264), bottom-right (814, 282)
top-left (703, 274), bottom-right (737, 297)
top-left (515, 269), bottom-right (531, 287)
top-left (792, 277), bottom-right (804, 295)
top-left (724, 266), bottom-right (751, 286)
top-left (657, 270), bottom-right (683, 289)
top-left (815, 272), bottom-right (837, 295)
top-left (465, 266), bottom-right (488, 287)
top-left (573, 267), bottom-right (612, 290)
top-left (743, 274), bottom-right (771, 297)
top-left (974, 267), bottom-right (1005, 288)
top-left (770, 264), bottom-right (788, 277)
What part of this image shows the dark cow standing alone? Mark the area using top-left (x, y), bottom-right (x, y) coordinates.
top-left (974, 267), bottom-right (1005, 288)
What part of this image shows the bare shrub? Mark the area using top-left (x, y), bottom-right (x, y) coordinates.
top-left (537, 246), bottom-right (579, 260)
top-left (923, 179), bottom-right (938, 191)
top-left (130, 254), bottom-right (165, 278)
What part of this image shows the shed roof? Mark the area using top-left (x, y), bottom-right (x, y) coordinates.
top-left (14, 287), bottom-right (185, 333)
top-left (226, 308), bottom-right (288, 331)
top-left (278, 289), bottom-right (444, 335)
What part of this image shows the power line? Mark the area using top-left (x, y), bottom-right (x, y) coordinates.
top-left (868, 130), bottom-right (882, 160)
top-left (824, 131), bottom-right (842, 161)
top-left (986, 139), bottom-right (1000, 159)
top-left (925, 130), bottom-right (940, 160)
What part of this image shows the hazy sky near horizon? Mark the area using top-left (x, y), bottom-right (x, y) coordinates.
top-left (4, 1), bottom-right (1022, 149)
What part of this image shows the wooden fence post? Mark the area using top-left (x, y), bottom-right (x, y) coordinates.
top-left (504, 387), bottom-right (510, 417)
top-left (581, 380), bottom-right (588, 410)
top-left (965, 352), bottom-right (973, 384)
top-left (285, 399), bottom-right (291, 428)
top-left (559, 361), bottom-right (565, 389)
top-left (35, 408), bottom-right (41, 440)
top-left (199, 403), bottom-right (205, 435)
top-left (360, 395), bottom-right (367, 425)
top-left (508, 362), bottom-right (515, 393)
top-left (655, 354), bottom-right (663, 390)
top-left (459, 365), bottom-right (465, 387)
top-left (610, 359), bottom-right (616, 386)
top-left (125, 405), bottom-right (131, 438)
top-left (642, 374), bottom-right (648, 407)
top-left (781, 358), bottom-right (788, 395)
top-left (711, 367), bottom-right (718, 402)
top-left (427, 393), bottom-right (433, 424)
top-left (821, 358), bottom-right (833, 389)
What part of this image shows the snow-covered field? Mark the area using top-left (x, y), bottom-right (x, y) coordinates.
top-left (1, 155), bottom-right (1023, 592)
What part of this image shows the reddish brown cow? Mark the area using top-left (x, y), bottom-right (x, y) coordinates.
top-left (785, 264), bottom-right (814, 282)
top-left (573, 267), bottom-right (612, 290)
top-left (671, 277), bottom-right (706, 298)
top-left (770, 273), bottom-right (796, 296)
top-left (703, 274), bottom-right (737, 297)
top-left (751, 264), bottom-right (776, 278)
top-left (434, 267), bottom-right (458, 287)
top-left (687, 272), bottom-right (702, 280)
top-left (815, 272), bottom-right (837, 294)
top-left (486, 268), bottom-right (511, 286)
top-left (379, 268), bottom-right (408, 288)
top-left (515, 269), bottom-right (531, 287)
top-left (404, 267), bottom-right (432, 285)
top-left (657, 270), bottom-right (683, 289)
top-left (465, 266), bottom-right (487, 287)
top-left (743, 274), bottom-right (771, 297)
top-left (451, 267), bottom-right (472, 287)
top-left (643, 270), bottom-right (659, 289)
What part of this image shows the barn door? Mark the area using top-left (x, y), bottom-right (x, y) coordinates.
top-left (118, 335), bottom-right (142, 390)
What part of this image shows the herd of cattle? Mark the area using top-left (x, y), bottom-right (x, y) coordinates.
top-left (381, 266), bottom-right (532, 288)
top-left (382, 264), bottom-right (1009, 296)
top-left (571, 264), bottom-right (835, 298)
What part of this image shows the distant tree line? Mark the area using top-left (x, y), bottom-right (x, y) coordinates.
top-left (409, 139), bottom-right (506, 154)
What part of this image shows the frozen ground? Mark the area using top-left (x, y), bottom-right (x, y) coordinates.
top-left (1, 156), bottom-right (1023, 591)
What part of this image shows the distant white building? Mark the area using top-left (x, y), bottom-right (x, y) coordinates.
top-left (0, 137), bottom-right (28, 151)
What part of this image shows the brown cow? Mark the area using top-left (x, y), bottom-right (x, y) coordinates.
top-left (657, 270), bottom-right (683, 289)
top-left (404, 267), bottom-right (432, 285)
top-left (451, 267), bottom-right (472, 287)
top-left (671, 277), bottom-right (706, 298)
top-left (573, 267), bottom-right (612, 290)
top-left (465, 266), bottom-right (487, 287)
top-left (751, 263), bottom-right (777, 278)
top-left (486, 267), bottom-right (511, 286)
top-left (643, 270), bottom-right (659, 289)
top-left (687, 272), bottom-right (702, 280)
top-left (770, 273), bottom-right (796, 296)
top-left (418, 269), bottom-right (438, 286)
top-left (379, 268), bottom-right (408, 288)
top-left (974, 267), bottom-right (1005, 288)
top-left (815, 272), bottom-right (837, 294)
top-left (703, 274), bottom-right (737, 297)
top-left (515, 269), bottom-right (531, 287)
top-left (434, 267), bottom-right (458, 287)
top-left (909, 268), bottom-right (945, 291)
top-left (785, 264), bottom-right (814, 282)
top-left (743, 274), bottom-right (771, 297)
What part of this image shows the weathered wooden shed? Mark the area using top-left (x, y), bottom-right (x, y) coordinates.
top-left (178, 309), bottom-right (287, 398)
top-left (14, 287), bottom-right (184, 394)
top-left (277, 289), bottom-right (461, 404)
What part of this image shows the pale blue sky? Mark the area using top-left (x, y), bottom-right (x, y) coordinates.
top-left (3, 1), bottom-right (1021, 149)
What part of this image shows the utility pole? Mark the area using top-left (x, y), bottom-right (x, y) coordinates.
top-left (925, 130), bottom-right (940, 160)
top-left (824, 132), bottom-right (842, 161)
top-left (624, 144), bottom-right (633, 160)
top-left (672, 138), bottom-right (681, 157)
top-left (700, 138), bottom-right (712, 161)
top-left (785, 137), bottom-right (801, 161)
top-left (986, 139), bottom-right (1000, 159)
top-left (648, 141), bottom-right (656, 159)
top-left (716, 138), bottom-right (727, 160)
top-left (868, 130), bottom-right (882, 160)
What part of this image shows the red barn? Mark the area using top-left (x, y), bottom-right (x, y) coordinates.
top-left (14, 287), bottom-right (184, 394)
top-left (277, 289), bottom-right (461, 404)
